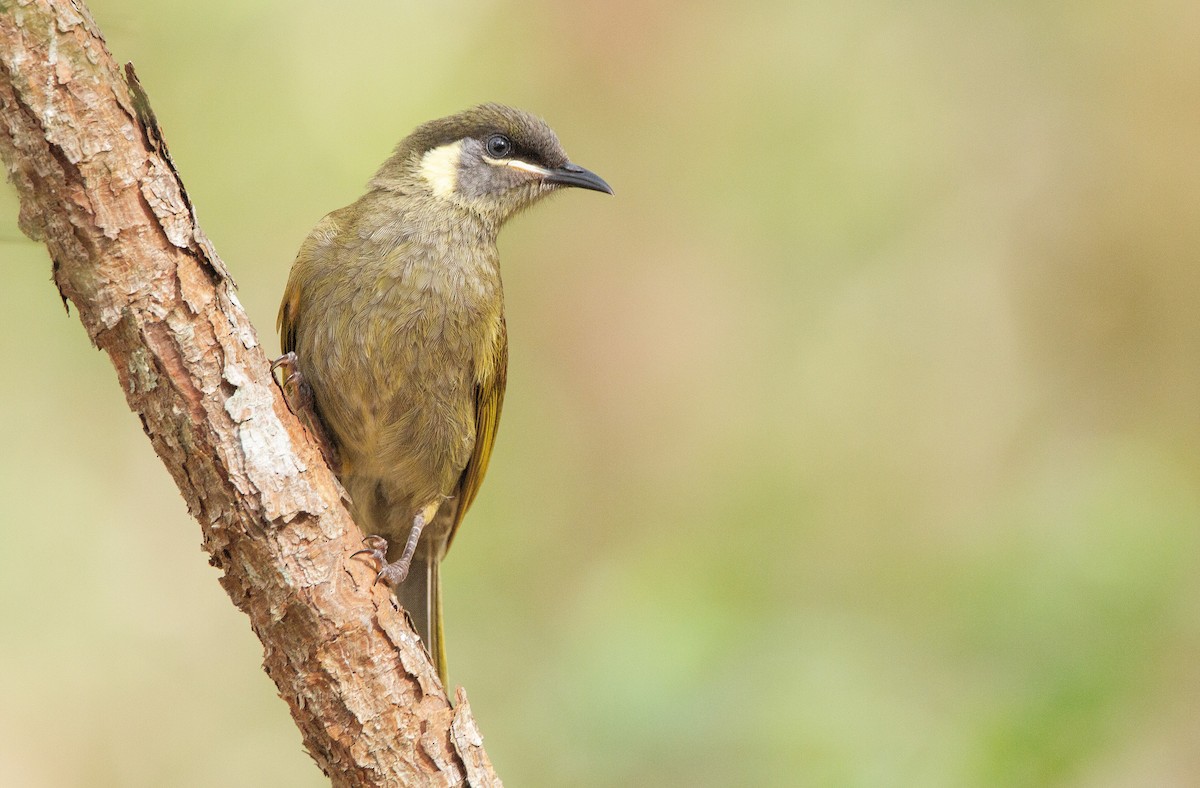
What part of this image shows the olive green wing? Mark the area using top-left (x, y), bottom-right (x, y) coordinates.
top-left (277, 277), bottom-right (301, 356)
top-left (278, 211), bottom-right (345, 356)
top-left (447, 318), bottom-right (508, 549)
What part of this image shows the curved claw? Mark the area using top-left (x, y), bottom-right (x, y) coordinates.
top-left (270, 351), bottom-right (298, 375)
top-left (349, 533), bottom-right (414, 587)
top-left (351, 535), bottom-right (389, 566)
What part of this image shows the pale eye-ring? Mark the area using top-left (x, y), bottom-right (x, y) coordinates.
top-left (486, 134), bottom-right (513, 158)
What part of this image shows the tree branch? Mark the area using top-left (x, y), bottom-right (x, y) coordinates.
top-left (0, 1), bottom-right (500, 785)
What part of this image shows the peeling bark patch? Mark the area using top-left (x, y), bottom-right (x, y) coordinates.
top-left (175, 249), bottom-right (213, 314)
top-left (126, 345), bottom-right (157, 393)
top-left (222, 360), bottom-right (326, 522)
top-left (379, 606), bottom-right (443, 700)
top-left (142, 319), bottom-right (205, 418)
top-left (224, 289), bottom-right (258, 350)
top-left (139, 155), bottom-right (193, 247)
top-left (452, 690), bottom-right (503, 788)
top-left (124, 61), bottom-right (231, 283)
top-left (419, 727), bottom-right (465, 783)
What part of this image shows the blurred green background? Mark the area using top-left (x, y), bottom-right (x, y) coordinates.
top-left (3, 1), bottom-right (1199, 785)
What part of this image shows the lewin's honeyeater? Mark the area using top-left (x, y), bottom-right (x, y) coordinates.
top-left (276, 104), bottom-right (611, 684)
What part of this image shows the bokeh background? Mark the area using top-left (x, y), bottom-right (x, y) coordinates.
top-left (3, 1), bottom-right (1199, 785)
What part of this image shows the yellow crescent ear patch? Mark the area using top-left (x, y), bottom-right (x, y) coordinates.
top-left (419, 141), bottom-right (464, 198)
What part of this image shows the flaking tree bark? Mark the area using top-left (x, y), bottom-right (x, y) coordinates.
top-left (0, 1), bottom-right (501, 785)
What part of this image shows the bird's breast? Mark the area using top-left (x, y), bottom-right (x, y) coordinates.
top-left (311, 245), bottom-right (500, 474)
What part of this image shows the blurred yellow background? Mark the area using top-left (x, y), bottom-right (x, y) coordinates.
top-left (3, 1), bottom-right (1199, 785)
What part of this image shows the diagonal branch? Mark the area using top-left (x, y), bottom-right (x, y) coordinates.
top-left (0, 1), bottom-right (500, 785)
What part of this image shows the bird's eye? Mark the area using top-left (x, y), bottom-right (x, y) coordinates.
top-left (486, 134), bottom-right (513, 158)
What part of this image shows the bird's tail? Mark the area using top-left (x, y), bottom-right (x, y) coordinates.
top-left (393, 552), bottom-right (447, 687)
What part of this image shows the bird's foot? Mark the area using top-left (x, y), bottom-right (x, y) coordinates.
top-left (270, 352), bottom-right (340, 472)
top-left (351, 505), bottom-right (433, 587)
top-left (353, 535), bottom-right (414, 586)
top-left (270, 351), bottom-right (306, 404)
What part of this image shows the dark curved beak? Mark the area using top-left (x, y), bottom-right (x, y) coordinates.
top-left (545, 162), bottom-right (613, 194)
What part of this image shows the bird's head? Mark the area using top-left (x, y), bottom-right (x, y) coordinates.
top-left (376, 103), bottom-right (612, 224)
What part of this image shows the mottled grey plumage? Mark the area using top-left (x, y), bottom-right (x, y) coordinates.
top-left (277, 104), bottom-right (609, 684)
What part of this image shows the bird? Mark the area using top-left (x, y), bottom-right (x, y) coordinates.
top-left (275, 104), bottom-right (611, 685)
